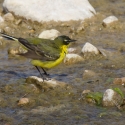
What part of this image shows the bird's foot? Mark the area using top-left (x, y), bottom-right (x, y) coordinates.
top-left (41, 75), bottom-right (51, 82)
top-left (44, 72), bottom-right (50, 76)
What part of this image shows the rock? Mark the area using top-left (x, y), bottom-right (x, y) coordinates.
top-left (3, 0), bottom-right (96, 22)
top-left (86, 92), bottom-right (103, 105)
top-left (26, 76), bottom-right (67, 90)
top-left (4, 26), bottom-right (12, 33)
top-left (8, 46), bottom-right (27, 55)
top-left (38, 29), bottom-right (60, 40)
top-left (97, 48), bottom-right (108, 57)
top-left (113, 77), bottom-right (125, 85)
top-left (18, 98), bottom-right (29, 105)
top-left (83, 70), bottom-right (98, 80)
top-left (0, 16), bottom-right (4, 23)
top-left (68, 48), bottom-right (77, 53)
top-left (3, 12), bottom-right (15, 22)
top-left (64, 54), bottom-right (84, 65)
top-left (82, 90), bottom-right (91, 95)
top-left (102, 16), bottom-right (118, 26)
top-left (76, 25), bottom-right (84, 33)
top-left (102, 89), bottom-right (122, 107)
top-left (15, 19), bottom-right (22, 25)
top-left (8, 48), bottom-right (19, 55)
top-left (82, 42), bottom-right (100, 55)
top-left (28, 84), bottom-right (40, 93)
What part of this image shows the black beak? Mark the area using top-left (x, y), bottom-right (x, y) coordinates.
top-left (70, 39), bottom-right (76, 42)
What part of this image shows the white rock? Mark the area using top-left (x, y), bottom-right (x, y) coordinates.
top-left (102, 89), bottom-right (122, 107)
top-left (82, 42), bottom-right (100, 54)
top-left (3, 12), bottom-right (15, 21)
top-left (3, 0), bottom-right (96, 22)
top-left (68, 48), bottom-right (77, 53)
top-left (39, 29), bottom-right (60, 40)
top-left (64, 53), bottom-right (84, 65)
top-left (26, 76), bottom-right (66, 88)
top-left (103, 16), bottom-right (118, 25)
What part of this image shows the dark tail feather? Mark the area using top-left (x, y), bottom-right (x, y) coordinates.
top-left (0, 33), bottom-right (33, 51)
top-left (0, 33), bottom-right (18, 41)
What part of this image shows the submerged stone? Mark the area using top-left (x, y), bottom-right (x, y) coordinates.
top-left (83, 70), bottom-right (98, 80)
top-left (26, 76), bottom-right (67, 90)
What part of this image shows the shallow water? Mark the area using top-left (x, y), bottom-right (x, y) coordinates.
top-left (0, 0), bottom-right (125, 125)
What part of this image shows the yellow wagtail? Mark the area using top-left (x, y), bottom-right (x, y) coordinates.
top-left (0, 33), bottom-right (76, 79)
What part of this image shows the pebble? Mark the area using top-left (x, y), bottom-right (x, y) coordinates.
top-left (64, 53), bottom-right (84, 65)
top-left (15, 19), bottom-right (22, 25)
top-left (113, 77), bottom-right (125, 85)
top-left (76, 25), bottom-right (84, 33)
top-left (39, 29), bottom-right (60, 40)
top-left (83, 70), bottom-right (97, 80)
top-left (8, 46), bottom-right (27, 55)
top-left (4, 26), bottom-right (12, 33)
top-left (102, 16), bottom-right (118, 26)
top-left (18, 98), bottom-right (29, 105)
top-left (3, 12), bottom-right (15, 22)
top-left (82, 42), bottom-right (100, 55)
top-left (0, 16), bottom-right (4, 23)
top-left (68, 47), bottom-right (77, 53)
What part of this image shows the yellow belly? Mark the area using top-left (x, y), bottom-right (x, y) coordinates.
top-left (31, 46), bottom-right (67, 69)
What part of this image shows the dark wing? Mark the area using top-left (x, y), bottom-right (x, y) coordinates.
top-left (18, 38), bottom-right (60, 61)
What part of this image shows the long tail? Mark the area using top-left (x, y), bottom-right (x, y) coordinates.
top-left (0, 33), bottom-right (32, 51)
top-left (0, 33), bottom-right (19, 42)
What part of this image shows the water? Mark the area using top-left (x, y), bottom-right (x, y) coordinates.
top-left (0, 0), bottom-right (125, 124)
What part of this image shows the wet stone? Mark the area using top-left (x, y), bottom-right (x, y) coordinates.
top-left (102, 89), bottom-right (123, 107)
top-left (18, 98), bottom-right (29, 105)
top-left (113, 77), bottom-right (125, 85)
top-left (83, 70), bottom-right (98, 80)
top-left (26, 76), bottom-right (67, 90)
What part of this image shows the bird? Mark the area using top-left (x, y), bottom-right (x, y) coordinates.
top-left (0, 33), bottom-right (76, 80)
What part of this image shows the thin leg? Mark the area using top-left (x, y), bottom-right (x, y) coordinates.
top-left (35, 66), bottom-right (50, 81)
top-left (35, 66), bottom-right (44, 79)
top-left (41, 68), bottom-right (49, 76)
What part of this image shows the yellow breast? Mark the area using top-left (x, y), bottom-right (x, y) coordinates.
top-left (31, 45), bottom-right (67, 69)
